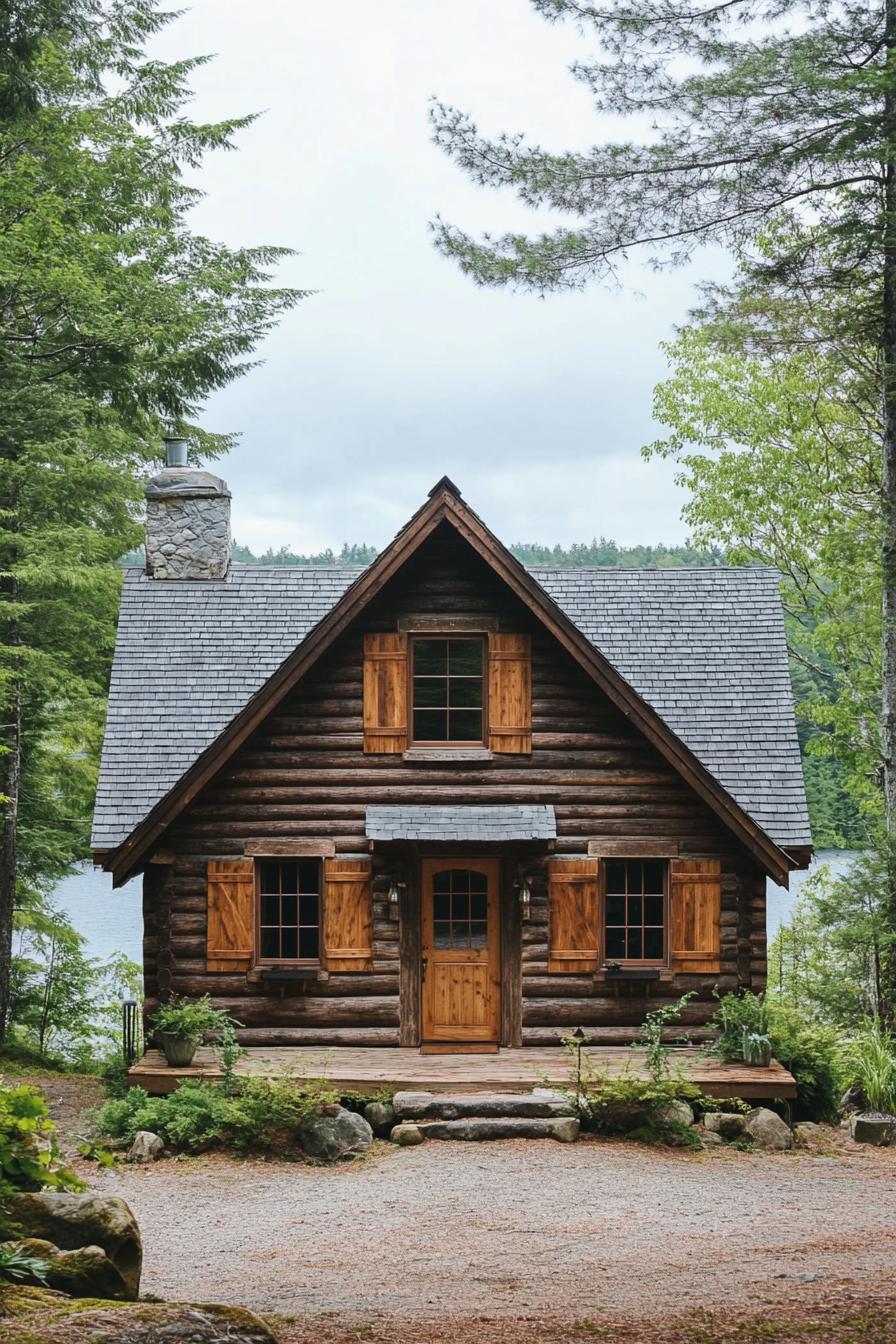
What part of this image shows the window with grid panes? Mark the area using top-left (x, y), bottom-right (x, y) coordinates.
top-left (258, 859), bottom-right (320, 962)
top-left (604, 859), bottom-right (666, 963)
top-left (432, 868), bottom-right (489, 949)
top-left (411, 636), bottom-right (485, 744)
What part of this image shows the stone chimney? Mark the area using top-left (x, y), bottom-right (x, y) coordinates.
top-left (144, 436), bottom-right (232, 580)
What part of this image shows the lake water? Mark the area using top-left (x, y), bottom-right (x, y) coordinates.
top-left (51, 850), bottom-right (860, 969)
top-left (765, 848), bottom-right (862, 939)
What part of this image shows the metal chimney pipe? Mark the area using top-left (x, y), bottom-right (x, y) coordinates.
top-left (163, 434), bottom-right (189, 469)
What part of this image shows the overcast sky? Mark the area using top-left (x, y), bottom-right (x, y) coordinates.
top-left (152, 1), bottom-right (727, 555)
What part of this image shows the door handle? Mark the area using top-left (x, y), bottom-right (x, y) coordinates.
top-left (421, 956), bottom-right (428, 980)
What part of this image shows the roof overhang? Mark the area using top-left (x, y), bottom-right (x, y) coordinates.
top-left (99, 478), bottom-right (799, 888)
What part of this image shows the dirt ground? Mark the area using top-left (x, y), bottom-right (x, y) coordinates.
top-left (22, 1075), bottom-right (896, 1342)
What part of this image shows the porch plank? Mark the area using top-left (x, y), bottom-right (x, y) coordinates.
top-left (128, 1044), bottom-right (796, 1100)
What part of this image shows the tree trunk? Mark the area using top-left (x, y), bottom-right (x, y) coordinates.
top-left (0, 679), bottom-right (20, 1041)
top-left (881, 0), bottom-right (896, 1018)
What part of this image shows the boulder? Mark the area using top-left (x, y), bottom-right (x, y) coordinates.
top-left (0, 1286), bottom-right (277, 1342)
top-left (744, 1106), bottom-right (793, 1151)
top-left (390, 1122), bottom-right (426, 1146)
top-left (363, 1100), bottom-right (396, 1137)
top-left (794, 1121), bottom-right (827, 1147)
top-left (849, 1111), bottom-right (896, 1146)
top-left (655, 1099), bottom-right (695, 1128)
top-left (299, 1105), bottom-right (373, 1162)
top-left (703, 1111), bottom-right (746, 1139)
top-left (2, 1238), bottom-right (132, 1300)
top-left (10, 1193), bottom-right (141, 1299)
top-left (700, 1130), bottom-right (724, 1147)
top-left (127, 1130), bottom-right (164, 1164)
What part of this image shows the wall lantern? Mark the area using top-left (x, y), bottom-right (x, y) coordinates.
top-left (516, 875), bottom-right (533, 920)
top-left (386, 879), bottom-right (405, 919)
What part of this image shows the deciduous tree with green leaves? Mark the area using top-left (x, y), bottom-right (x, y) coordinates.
top-left (430, 0), bottom-right (896, 797)
top-left (0, 0), bottom-right (304, 1037)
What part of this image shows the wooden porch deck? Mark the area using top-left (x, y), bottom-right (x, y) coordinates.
top-left (129, 1045), bottom-right (797, 1100)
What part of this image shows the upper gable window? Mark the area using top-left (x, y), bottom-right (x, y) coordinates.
top-left (411, 636), bottom-right (485, 744)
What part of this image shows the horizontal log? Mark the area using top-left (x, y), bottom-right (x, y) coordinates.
top-left (235, 1027), bottom-right (400, 1046)
top-left (523, 997), bottom-right (718, 1028)
top-left (187, 995), bottom-right (399, 1027)
top-left (169, 972), bottom-right (399, 997)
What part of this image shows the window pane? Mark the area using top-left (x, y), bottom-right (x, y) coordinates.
top-left (279, 862), bottom-right (298, 894)
top-left (281, 928), bottom-right (298, 960)
top-left (300, 927), bottom-right (320, 960)
top-left (449, 640), bottom-right (483, 676)
top-left (643, 860), bottom-right (665, 893)
top-left (452, 890), bottom-right (471, 920)
top-left (261, 928), bottom-right (278, 959)
top-left (260, 893), bottom-right (279, 926)
top-left (448, 709), bottom-right (483, 741)
top-left (627, 927), bottom-right (643, 959)
top-left (644, 927), bottom-right (664, 960)
top-left (644, 895), bottom-right (663, 926)
top-left (470, 870), bottom-right (488, 894)
top-left (414, 709), bottom-right (447, 741)
top-left (260, 861), bottom-right (279, 893)
top-left (414, 640), bottom-right (447, 675)
top-left (605, 895), bottom-right (625, 926)
top-left (449, 677), bottom-right (482, 708)
top-left (606, 928), bottom-right (625, 959)
top-left (299, 894), bottom-right (318, 926)
top-left (470, 890), bottom-right (487, 921)
top-left (281, 893), bottom-right (298, 927)
top-left (433, 891), bottom-right (450, 921)
top-left (469, 922), bottom-right (487, 948)
top-left (451, 921), bottom-right (470, 945)
top-left (298, 861), bottom-right (319, 893)
top-left (414, 676), bottom-right (448, 708)
top-left (433, 921), bottom-right (451, 948)
top-left (433, 870), bottom-right (451, 893)
top-left (605, 860), bottom-right (626, 893)
top-left (627, 894), bottom-right (643, 925)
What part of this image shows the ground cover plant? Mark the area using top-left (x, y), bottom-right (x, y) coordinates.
top-left (845, 1019), bottom-right (896, 1114)
top-left (94, 1074), bottom-right (339, 1155)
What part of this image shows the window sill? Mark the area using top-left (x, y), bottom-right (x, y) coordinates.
top-left (597, 966), bottom-right (671, 983)
top-left (403, 747), bottom-right (493, 762)
top-left (248, 965), bottom-right (321, 986)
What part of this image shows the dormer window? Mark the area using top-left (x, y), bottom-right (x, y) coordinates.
top-left (411, 636), bottom-right (485, 745)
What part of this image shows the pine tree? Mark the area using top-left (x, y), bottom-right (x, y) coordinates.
top-left (0, 0), bottom-right (304, 1037)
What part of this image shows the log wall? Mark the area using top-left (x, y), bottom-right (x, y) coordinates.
top-left (147, 526), bottom-right (769, 1042)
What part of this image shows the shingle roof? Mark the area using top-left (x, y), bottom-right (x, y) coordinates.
top-left (92, 563), bottom-right (811, 853)
top-left (366, 805), bottom-right (557, 842)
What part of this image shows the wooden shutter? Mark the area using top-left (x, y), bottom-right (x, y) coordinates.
top-left (670, 858), bottom-right (721, 973)
top-left (488, 633), bottom-right (532, 753)
top-left (206, 859), bottom-right (255, 972)
top-left (323, 856), bottom-right (374, 972)
top-left (548, 858), bottom-right (599, 973)
top-left (363, 632), bottom-right (408, 753)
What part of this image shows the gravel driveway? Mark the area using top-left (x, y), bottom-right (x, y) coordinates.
top-left (93, 1138), bottom-right (896, 1320)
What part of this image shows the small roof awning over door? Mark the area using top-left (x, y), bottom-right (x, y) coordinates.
top-left (365, 804), bottom-right (556, 843)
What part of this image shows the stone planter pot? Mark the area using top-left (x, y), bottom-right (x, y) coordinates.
top-left (742, 1032), bottom-right (773, 1067)
top-left (849, 1111), bottom-right (896, 1146)
top-left (158, 1033), bottom-right (197, 1068)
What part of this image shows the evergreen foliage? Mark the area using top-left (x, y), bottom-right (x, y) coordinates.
top-left (0, 0), bottom-right (303, 1036)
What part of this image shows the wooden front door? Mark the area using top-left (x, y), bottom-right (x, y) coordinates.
top-left (421, 858), bottom-right (501, 1043)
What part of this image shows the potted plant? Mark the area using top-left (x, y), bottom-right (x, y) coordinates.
top-left (150, 995), bottom-right (236, 1068)
top-left (742, 1030), bottom-right (773, 1067)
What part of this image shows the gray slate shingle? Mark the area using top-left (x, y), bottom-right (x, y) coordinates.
top-left (366, 805), bottom-right (557, 842)
top-left (91, 563), bottom-right (811, 853)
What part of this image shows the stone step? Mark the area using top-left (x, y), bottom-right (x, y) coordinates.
top-left (412, 1116), bottom-right (580, 1143)
top-left (392, 1089), bottom-right (575, 1121)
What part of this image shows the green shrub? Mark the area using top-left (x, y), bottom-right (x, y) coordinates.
top-left (95, 1075), bottom-right (339, 1154)
top-left (0, 1245), bottom-right (50, 1285)
top-left (0, 1083), bottom-right (83, 1234)
top-left (845, 1019), bottom-right (896, 1113)
top-left (707, 992), bottom-right (844, 1121)
top-left (581, 1069), bottom-right (702, 1138)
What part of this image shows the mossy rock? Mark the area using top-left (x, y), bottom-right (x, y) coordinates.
top-left (0, 1285), bottom-right (278, 1343)
top-left (9, 1195), bottom-right (141, 1299)
top-left (1, 1240), bottom-right (131, 1303)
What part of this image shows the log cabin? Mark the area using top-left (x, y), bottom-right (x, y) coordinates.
top-left (91, 443), bottom-right (812, 1061)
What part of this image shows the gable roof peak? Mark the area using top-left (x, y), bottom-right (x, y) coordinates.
top-left (428, 475), bottom-right (463, 499)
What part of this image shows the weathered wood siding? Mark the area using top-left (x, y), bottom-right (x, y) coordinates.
top-left (146, 527), bottom-right (768, 1043)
